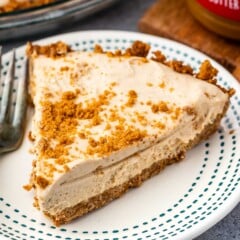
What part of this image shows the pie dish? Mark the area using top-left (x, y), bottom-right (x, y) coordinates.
top-left (0, 31), bottom-right (239, 240)
top-left (0, 0), bottom-right (119, 41)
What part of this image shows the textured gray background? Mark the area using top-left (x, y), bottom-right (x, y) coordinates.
top-left (2, 0), bottom-right (240, 239)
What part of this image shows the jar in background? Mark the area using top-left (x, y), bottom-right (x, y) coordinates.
top-left (187, 0), bottom-right (240, 40)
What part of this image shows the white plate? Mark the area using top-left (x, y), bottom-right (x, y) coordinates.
top-left (0, 30), bottom-right (240, 240)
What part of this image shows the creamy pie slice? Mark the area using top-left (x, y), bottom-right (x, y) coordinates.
top-left (25, 41), bottom-right (233, 225)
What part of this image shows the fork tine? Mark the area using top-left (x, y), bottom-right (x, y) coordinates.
top-left (12, 58), bottom-right (28, 127)
top-left (0, 50), bottom-right (15, 123)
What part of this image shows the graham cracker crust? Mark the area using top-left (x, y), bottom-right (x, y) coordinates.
top-left (46, 154), bottom-right (183, 226)
top-left (45, 102), bottom-right (229, 226)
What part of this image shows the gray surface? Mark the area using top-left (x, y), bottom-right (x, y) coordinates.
top-left (1, 0), bottom-right (240, 239)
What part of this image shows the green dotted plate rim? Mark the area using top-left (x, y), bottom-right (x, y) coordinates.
top-left (0, 30), bottom-right (240, 240)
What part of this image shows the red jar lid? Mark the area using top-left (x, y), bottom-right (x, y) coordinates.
top-left (197, 0), bottom-right (240, 21)
top-left (187, 0), bottom-right (240, 40)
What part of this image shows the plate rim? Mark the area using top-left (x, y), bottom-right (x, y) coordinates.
top-left (1, 30), bottom-right (240, 240)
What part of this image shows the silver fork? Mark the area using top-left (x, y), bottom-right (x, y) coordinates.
top-left (0, 47), bottom-right (28, 154)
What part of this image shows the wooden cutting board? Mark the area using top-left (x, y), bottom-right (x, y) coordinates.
top-left (139, 0), bottom-right (240, 82)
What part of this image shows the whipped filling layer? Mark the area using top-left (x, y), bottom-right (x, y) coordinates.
top-left (29, 50), bottom-right (229, 212)
top-left (41, 121), bottom-right (204, 215)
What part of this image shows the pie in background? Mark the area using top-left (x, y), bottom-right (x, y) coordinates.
top-left (0, 0), bottom-right (55, 13)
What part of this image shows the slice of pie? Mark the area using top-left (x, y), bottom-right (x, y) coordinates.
top-left (25, 41), bottom-right (233, 225)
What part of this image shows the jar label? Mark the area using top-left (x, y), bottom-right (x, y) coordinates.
top-left (197, 0), bottom-right (240, 21)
